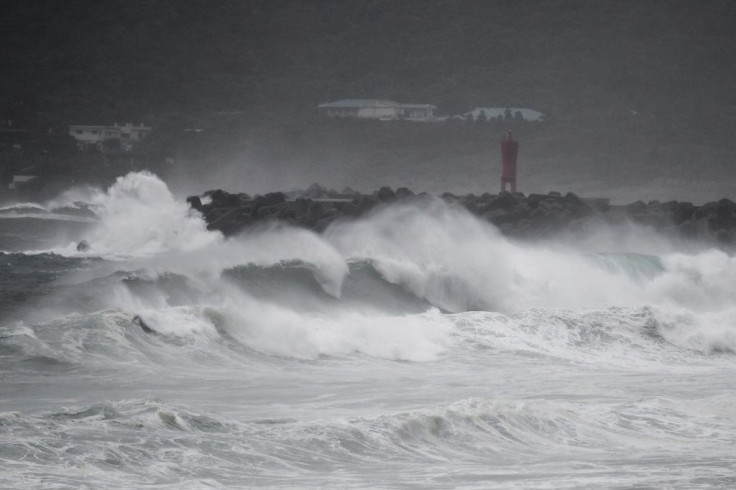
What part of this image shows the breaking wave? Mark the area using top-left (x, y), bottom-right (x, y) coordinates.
top-left (5, 172), bottom-right (736, 364)
top-left (3, 392), bottom-right (736, 489)
top-left (4, 172), bottom-right (736, 489)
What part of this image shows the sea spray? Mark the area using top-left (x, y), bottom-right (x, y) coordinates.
top-left (216, 284), bottom-right (452, 361)
top-left (43, 185), bottom-right (104, 213)
top-left (103, 271), bottom-right (452, 361)
top-left (325, 199), bottom-right (648, 312)
top-left (82, 171), bottom-right (220, 257)
top-left (23, 172), bottom-right (736, 361)
top-left (0, 202), bottom-right (47, 214)
top-left (4, 172), bottom-right (736, 488)
top-left (64, 174), bottom-right (736, 358)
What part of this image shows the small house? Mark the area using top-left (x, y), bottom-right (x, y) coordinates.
top-left (464, 107), bottom-right (546, 122)
top-left (318, 99), bottom-right (436, 121)
top-left (68, 123), bottom-right (151, 150)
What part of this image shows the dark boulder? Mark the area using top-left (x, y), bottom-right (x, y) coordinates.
top-left (377, 186), bottom-right (396, 202)
top-left (673, 202), bottom-right (695, 224)
top-left (132, 315), bottom-right (156, 334)
top-left (253, 192), bottom-right (286, 208)
top-left (191, 183), bottom-right (736, 249)
top-left (295, 215), bottom-right (315, 229)
top-left (263, 192), bottom-right (286, 206)
top-left (277, 205), bottom-right (297, 221)
top-left (354, 195), bottom-right (377, 215)
top-left (222, 213), bottom-right (255, 235)
top-left (482, 208), bottom-right (513, 225)
top-left (206, 207), bottom-right (242, 232)
top-left (539, 198), bottom-right (562, 212)
top-left (694, 202), bottom-right (717, 221)
top-left (626, 200), bottom-right (647, 215)
top-left (293, 198), bottom-right (310, 213)
top-left (529, 206), bottom-right (549, 221)
top-left (658, 200), bottom-right (680, 212)
top-left (479, 192), bottom-right (495, 203)
top-left (315, 217), bottom-right (335, 233)
top-left (304, 183), bottom-right (327, 199)
top-left (308, 201), bottom-right (325, 220)
top-left (563, 192), bottom-right (593, 218)
top-left (254, 205), bottom-right (279, 221)
top-left (441, 192), bottom-right (459, 202)
top-left (714, 228), bottom-right (734, 245)
top-left (395, 187), bottom-right (415, 200)
top-left (715, 199), bottom-right (736, 226)
top-left (209, 189), bottom-right (240, 208)
top-left (677, 220), bottom-right (697, 239)
top-left (337, 201), bottom-right (359, 217)
top-left (186, 195), bottom-right (203, 211)
top-left (488, 191), bottom-right (518, 211)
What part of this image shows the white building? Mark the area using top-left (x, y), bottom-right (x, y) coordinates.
top-left (318, 99), bottom-right (436, 121)
top-left (68, 123), bottom-right (152, 150)
top-left (462, 107), bottom-right (546, 122)
top-left (8, 174), bottom-right (37, 190)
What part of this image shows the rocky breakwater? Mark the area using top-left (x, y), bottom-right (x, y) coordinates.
top-left (188, 185), bottom-right (736, 249)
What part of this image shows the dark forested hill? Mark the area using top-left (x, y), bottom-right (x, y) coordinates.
top-left (2, 0), bottom-right (736, 201)
top-left (3, 0), bottom-right (735, 122)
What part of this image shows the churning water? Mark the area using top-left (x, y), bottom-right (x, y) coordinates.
top-left (1, 172), bottom-right (735, 488)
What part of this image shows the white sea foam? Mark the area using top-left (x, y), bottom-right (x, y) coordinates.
top-left (217, 289), bottom-right (452, 361)
top-left (77, 171), bottom-right (220, 258)
top-left (20, 172), bottom-right (736, 363)
top-left (0, 202), bottom-right (47, 212)
top-left (326, 200), bottom-right (651, 312)
top-left (0, 192), bottom-right (98, 221)
top-left (44, 184), bottom-right (103, 211)
top-left (327, 199), bottom-right (734, 308)
top-left (57, 174), bottom-right (736, 361)
top-left (5, 173), bottom-right (736, 489)
top-left (128, 223), bottom-right (349, 298)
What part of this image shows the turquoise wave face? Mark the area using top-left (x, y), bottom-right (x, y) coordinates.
top-left (586, 253), bottom-right (665, 282)
top-left (2, 173), bottom-right (736, 490)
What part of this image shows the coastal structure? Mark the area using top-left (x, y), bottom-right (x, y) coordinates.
top-left (190, 184), bottom-right (736, 248)
top-left (318, 99), bottom-right (436, 121)
top-left (446, 107), bottom-right (545, 122)
top-left (500, 131), bottom-right (519, 193)
top-left (7, 174), bottom-right (37, 190)
top-left (68, 123), bottom-right (151, 150)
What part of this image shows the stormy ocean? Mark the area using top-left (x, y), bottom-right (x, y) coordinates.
top-left (1, 171), bottom-right (736, 489)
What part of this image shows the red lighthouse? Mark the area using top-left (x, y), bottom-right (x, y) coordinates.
top-left (500, 131), bottom-right (519, 193)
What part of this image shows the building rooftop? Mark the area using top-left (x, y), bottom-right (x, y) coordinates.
top-left (402, 103), bottom-right (438, 110)
top-left (69, 123), bottom-right (151, 130)
top-left (318, 99), bottom-right (403, 109)
top-left (468, 107), bottom-right (545, 121)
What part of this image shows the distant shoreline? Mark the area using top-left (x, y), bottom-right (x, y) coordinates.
top-left (0, 213), bottom-right (96, 223)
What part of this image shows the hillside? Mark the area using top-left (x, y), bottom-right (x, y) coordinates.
top-left (2, 0), bottom-right (736, 201)
top-left (4, 1), bottom-right (735, 120)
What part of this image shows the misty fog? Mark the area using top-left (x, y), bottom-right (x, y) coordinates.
top-left (1, 0), bottom-right (735, 204)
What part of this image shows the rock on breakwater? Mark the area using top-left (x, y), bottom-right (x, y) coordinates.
top-left (189, 185), bottom-right (736, 248)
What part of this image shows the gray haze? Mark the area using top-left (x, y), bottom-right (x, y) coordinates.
top-left (2, 0), bottom-right (736, 202)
